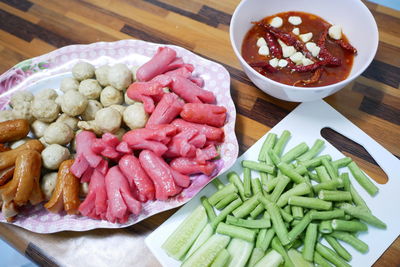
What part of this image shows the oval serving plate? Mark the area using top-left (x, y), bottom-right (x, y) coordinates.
top-left (0, 40), bottom-right (238, 233)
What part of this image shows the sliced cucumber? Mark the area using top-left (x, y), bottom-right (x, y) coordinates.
top-left (247, 248), bottom-right (265, 267)
top-left (210, 249), bottom-right (231, 267)
top-left (184, 224), bottom-right (214, 260)
top-left (162, 205), bottom-right (207, 260)
top-left (287, 249), bottom-right (314, 267)
top-left (182, 234), bottom-right (231, 267)
top-left (227, 238), bottom-right (254, 267)
top-left (254, 249), bottom-right (283, 267)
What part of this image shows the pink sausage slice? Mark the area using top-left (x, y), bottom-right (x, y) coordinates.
top-left (136, 47), bottom-right (177, 81)
top-left (181, 103), bottom-right (227, 127)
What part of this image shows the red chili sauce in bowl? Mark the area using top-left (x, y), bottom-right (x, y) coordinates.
top-left (242, 11), bottom-right (357, 87)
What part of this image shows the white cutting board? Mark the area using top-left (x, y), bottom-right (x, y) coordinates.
top-left (145, 100), bottom-right (400, 267)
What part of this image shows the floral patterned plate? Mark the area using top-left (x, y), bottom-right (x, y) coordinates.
top-left (0, 40), bottom-right (238, 233)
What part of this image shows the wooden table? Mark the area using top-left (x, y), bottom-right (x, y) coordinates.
top-left (0, 0), bottom-right (399, 266)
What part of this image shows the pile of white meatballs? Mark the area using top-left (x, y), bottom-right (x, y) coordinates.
top-left (0, 61), bottom-right (150, 200)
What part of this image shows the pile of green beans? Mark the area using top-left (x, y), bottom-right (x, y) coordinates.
top-left (202, 130), bottom-right (385, 267)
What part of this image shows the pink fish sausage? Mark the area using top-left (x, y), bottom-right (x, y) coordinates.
top-left (136, 47), bottom-right (177, 81)
top-left (181, 103), bottom-right (227, 127)
top-left (146, 93), bottom-right (184, 127)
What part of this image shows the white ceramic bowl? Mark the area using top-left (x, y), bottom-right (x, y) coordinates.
top-left (230, 0), bottom-right (379, 102)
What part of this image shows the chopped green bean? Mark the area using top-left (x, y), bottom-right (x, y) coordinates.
top-left (315, 165), bottom-right (332, 182)
top-left (289, 196), bottom-right (332, 211)
top-left (297, 139), bottom-right (325, 162)
top-left (291, 206), bottom-right (304, 219)
top-left (322, 158), bottom-right (339, 180)
top-left (293, 164), bottom-right (308, 175)
top-left (232, 192), bottom-right (261, 218)
top-left (308, 171), bottom-right (321, 183)
top-left (299, 155), bottom-right (332, 169)
top-left (261, 197), bottom-right (290, 245)
top-left (312, 179), bottom-right (343, 193)
top-left (315, 242), bottom-right (351, 267)
top-left (318, 190), bottom-right (352, 202)
top-left (341, 173), bottom-right (371, 212)
top-left (243, 167), bottom-right (252, 198)
top-left (302, 223), bottom-right (318, 262)
top-left (313, 251), bottom-right (332, 267)
top-left (271, 237), bottom-right (295, 267)
top-left (281, 142), bottom-right (309, 163)
top-left (214, 193), bottom-right (239, 210)
top-left (332, 157), bottom-right (352, 169)
top-left (260, 172), bottom-right (269, 186)
top-left (270, 175), bottom-right (291, 202)
top-left (268, 149), bottom-right (282, 166)
top-left (339, 203), bottom-right (386, 229)
top-left (258, 133), bottom-right (277, 163)
top-left (216, 222), bottom-right (256, 243)
top-left (263, 178), bottom-right (279, 193)
top-left (228, 171), bottom-right (246, 200)
top-left (324, 235), bottom-right (352, 262)
top-left (280, 208), bottom-right (294, 223)
top-left (309, 209), bottom-right (345, 220)
top-left (277, 162), bottom-right (305, 184)
top-left (201, 196), bottom-right (216, 221)
top-left (242, 160), bottom-right (274, 174)
top-left (250, 203), bottom-right (265, 219)
top-left (331, 219), bottom-right (368, 232)
top-left (347, 161), bottom-right (379, 196)
top-left (226, 215), bottom-right (271, 229)
top-left (251, 178), bottom-right (262, 195)
top-left (273, 130), bottom-right (291, 157)
top-left (319, 220), bottom-right (333, 234)
top-left (211, 178), bottom-right (224, 190)
top-left (288, 213), bottom-right (312, 241)
top-left (211, 198), bottom-right (243, 229)
top-left (276, 182), bottom-right (311, 207)
top-left (257, 228), bottom-right (275, 251)
top-left (330, 231), bottom-right (369, 253)
top-left (208, 183), bottom-right (238, 206)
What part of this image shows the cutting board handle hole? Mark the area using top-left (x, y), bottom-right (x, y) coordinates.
top-left (320, 127), bottom-right (388, 184)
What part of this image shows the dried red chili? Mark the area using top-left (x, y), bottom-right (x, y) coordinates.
top-left (293, 68), bottom-right (324, 86)
top-left (335, 39), bottom-right (358, 54)
top-left (249, 61), bottom-right (278, 73)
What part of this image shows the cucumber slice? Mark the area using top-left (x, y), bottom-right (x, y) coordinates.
top-left (184, 224), bottom-right (214, 260)
top-left (254, 250), bottom-right (283, 267)
top-left (287, 249), bottom-right (313, 267)
top-left (162, 206), bottom-right (207, 260)
top-left (182, 234), bottom-right (231, 267)
top-left (210, 249), bottom-right (230, 267)
top-left (226, 238), bottom-right (254, 267)
top-left (247, 248), bottom-right (265, 267)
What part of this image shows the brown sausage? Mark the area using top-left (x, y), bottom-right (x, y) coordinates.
top-left (0, 139), bottom-right (44, 170)
top-left (0, 119), bottom-right (30, 143)
top-left (45, 159), bottom-right (80, 215)
top-left (13, 150), bottom-right (42, 206)
top-left (0, 166), bottom-right (14, 186)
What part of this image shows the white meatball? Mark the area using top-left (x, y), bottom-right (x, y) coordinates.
top-left (100, 86), bottom-right (123, 107)
top-left (10, 91), bottom-right (33, 108)
top-left (72, 61), bottom-right (95, 81)
top-left (77, 120), bottom-right (102, 135)
top-left (95, 65), bottom-right (110, 87)
top-left (124, 91), bottom-right (137, 105)
top-left (39, 137), bottom-right (50, 147)
top-left (123, 102), bottom-right (148, 130)
top-left (108, 63), bottom-right (132, 91)
top-left (109, 104), bottom-right (126, 115)
top-left (55, 95), bottom-right (63, 106)
top-left (60, 90), bottom-right (88, 116)
top-left (10, 138), bottom-right (30, 149)
top-left (35, 88), bottom-right (58, 101)
top-left (94, 107), bottom-right (121, 133)
top-left (31, 99), bottom-right (60, 123)
top-left (81, 100), bottom-right (103, 121)
top-left (131, 66), bottom-right (139, 82)
top-left (40, 172), bottom-right (58, 201)
top-left (0, 110), bottom-right (15, 123)
top-left (56, 114), bottom-right (79, 131)
top-left (79, 79), bottom-right (102, 100)
top-left (60, 77), bottom-right (79, 92)
top-left (12, 101), bottom-right (34, 123)
top-left (41, 144), bottom-right (70, 170)
top-left (44, 122), bottom-right (74, 145)
top-left (31, 120), bottom-right (49, 138)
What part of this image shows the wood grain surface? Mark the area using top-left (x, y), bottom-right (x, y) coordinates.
top-left (0, 0), bottom-right (399, 266)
